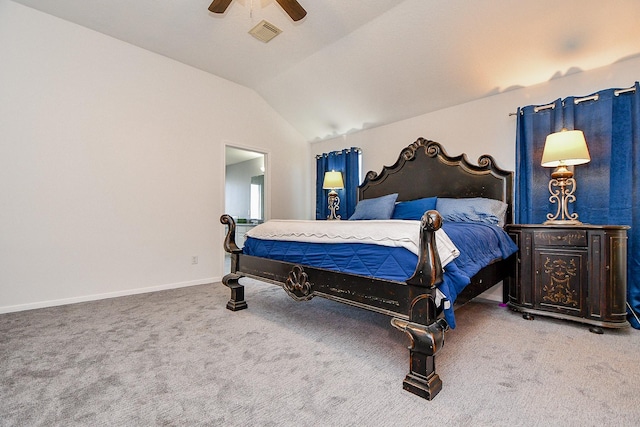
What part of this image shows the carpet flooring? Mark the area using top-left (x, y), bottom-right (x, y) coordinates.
top-left (1, 278), bottom-right (639, 426)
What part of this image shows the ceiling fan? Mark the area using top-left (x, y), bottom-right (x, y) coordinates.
top-left (208, 0), bottom-right (307, 22)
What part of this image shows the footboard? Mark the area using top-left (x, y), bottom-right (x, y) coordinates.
top-left (220, 211), bottom-right (448, 400)
top-left (221, 212), bottom-right (444, 315)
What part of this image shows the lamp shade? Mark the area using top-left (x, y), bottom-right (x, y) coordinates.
top-left (322, 171), bottom-right (344, 190)
top-left (541, 129), bottom-right (591, 167)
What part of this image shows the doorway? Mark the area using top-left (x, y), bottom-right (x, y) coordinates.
top-left (224, 146), bottom-right (266, 273)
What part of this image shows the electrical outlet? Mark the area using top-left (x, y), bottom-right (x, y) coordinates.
top-left (191, 256), bottom-right (198, 265)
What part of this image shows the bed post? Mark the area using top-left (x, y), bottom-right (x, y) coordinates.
top-left (220, 215), bottom-right (248, 311)
top-left (392, 210), bottom-right (448, 400)
top-left (406, 210), bottom-right (443, 289)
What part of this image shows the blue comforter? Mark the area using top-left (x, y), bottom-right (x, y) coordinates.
top-left (438, 222), bottom-right (518, 327)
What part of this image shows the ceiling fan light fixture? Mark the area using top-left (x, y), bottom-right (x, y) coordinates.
top-left (249, 20), bottom-right (282, 43)
top-left (209, 0), bottom-right (306, 21)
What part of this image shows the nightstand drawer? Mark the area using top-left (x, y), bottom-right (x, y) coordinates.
top-left (533, 230), bottom-right (587, 247)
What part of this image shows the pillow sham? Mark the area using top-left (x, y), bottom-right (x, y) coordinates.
top-left (391, 196), bottom-right (438, 220)
top-left (349, 193), bottom-right (398, 220)
top-left (436, 197), bottom-right (508, 227)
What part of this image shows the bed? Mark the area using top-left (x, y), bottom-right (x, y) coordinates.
top-left (220, 138), bottom-right (517, 400)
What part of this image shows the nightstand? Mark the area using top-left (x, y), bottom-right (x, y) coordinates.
top-left (505, 224), bottom-right (629, 333)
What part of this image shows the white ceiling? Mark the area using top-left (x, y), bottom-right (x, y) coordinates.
top-left (13, 0), bottom-right (640, 142)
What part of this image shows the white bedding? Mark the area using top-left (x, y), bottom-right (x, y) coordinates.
top-left (245, 219), bottom-right (460, 267)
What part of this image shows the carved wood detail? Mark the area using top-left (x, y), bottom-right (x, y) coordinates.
top-left (541, 257), bottom-right (579, 307)
top-left (283, 265), bottom-right (314, 301)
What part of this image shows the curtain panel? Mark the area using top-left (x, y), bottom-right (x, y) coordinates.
top-left (315, 148), bottom-right (361, 220)
top-left (515, 82), bottom-right (640, 329)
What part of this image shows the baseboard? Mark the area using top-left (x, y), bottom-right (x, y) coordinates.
top-left (0, 277), bottom-right (221, 314)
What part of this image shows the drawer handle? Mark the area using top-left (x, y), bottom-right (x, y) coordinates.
top-left (554, 235), bottom-right (566, 241)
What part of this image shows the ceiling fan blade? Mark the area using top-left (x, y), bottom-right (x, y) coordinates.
top-left (275, 0), bottom-right (307, 21)
top-left (209, 0), bottom-right (233, 13)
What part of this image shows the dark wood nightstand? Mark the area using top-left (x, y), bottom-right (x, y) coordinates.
top-left (505, 224), bottom-right (629, 333)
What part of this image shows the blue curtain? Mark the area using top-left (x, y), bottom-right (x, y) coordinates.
top-left (316, 148), bottom-right (361, 220)
top-left (516, 82), bottom-right (640, 329)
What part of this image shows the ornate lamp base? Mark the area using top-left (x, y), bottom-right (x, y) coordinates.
top-left (545, 167), bottom-right (582, 225)
top-left (544, 218), bottom-right (583, 225)
top-left (327, 191), bottom-right (341, 220)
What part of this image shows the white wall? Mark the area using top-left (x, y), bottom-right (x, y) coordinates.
top-left (312, 56), bottom-right (640, 177)
top-left (0, 1), bottom-right (309, 313)
top-left (311, 55), bottom-right (640, 301)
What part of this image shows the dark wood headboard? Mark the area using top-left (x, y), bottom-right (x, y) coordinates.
top-left (358, 138), bottom-right (513, 224)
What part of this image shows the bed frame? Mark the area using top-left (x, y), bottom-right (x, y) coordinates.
top-left (220, 138), bottom-right (513, 400)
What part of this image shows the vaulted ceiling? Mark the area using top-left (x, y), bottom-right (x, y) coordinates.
top-left (12, 0), bottom-right (640, 142)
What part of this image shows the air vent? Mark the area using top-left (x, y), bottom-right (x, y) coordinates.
top-left (249, 20), bottom-right (282, 43)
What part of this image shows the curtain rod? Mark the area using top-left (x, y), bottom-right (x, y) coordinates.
top-left (574, 94), bottom-right (598, 104)
top-left (615, 87), bottom-right (636, 96)
top-left (509, 85), bottom-right (637, 116)
top-left (315, 147), bottom-right (362, 159)
top-left (508, 102), bottom-right (555, 116)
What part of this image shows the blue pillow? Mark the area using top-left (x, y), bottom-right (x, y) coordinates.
top-left (436, 197), bottom-right (508, 227)
top-left (391, 197), bottom-right (438, 220)
top-left (349, 193), bottom-right (398, 220)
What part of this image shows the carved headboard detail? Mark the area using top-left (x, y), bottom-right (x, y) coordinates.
top-left (358, 138), bottom-right (513, 224)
